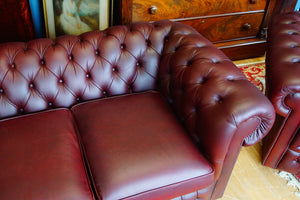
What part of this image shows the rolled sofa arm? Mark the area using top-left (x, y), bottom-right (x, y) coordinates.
top-left (158, 21), bottom-right (275, 182)
top-left (266, 12), bottom-right (300, 117)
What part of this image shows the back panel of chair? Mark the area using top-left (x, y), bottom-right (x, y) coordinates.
top-left (0, 21), bottom-right (182, 119)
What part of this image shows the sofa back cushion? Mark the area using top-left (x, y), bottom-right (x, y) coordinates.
top-left (0, 21), bottom-right (196, 119)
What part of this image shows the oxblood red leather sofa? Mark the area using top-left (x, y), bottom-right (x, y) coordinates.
top-left (0, 21), bottom-right (275, 200)
top-left (262, 12), bottom-right (300, 175)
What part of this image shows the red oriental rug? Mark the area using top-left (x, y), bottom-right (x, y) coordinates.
top-left (237, 62), bottom-right (265, 94)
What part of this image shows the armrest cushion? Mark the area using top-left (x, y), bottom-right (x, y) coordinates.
top-left (158, 22), bottom-right (275, 178)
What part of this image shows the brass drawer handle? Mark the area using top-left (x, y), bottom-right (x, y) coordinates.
top-left (149, 6), bottom-right (158, 15)
top-left (242, 23), bottom-right (251, 31)
top-left (250, 0), bottom-right (257, 3)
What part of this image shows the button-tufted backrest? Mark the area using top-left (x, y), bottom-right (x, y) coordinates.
top-left (0, 21), bottom-right (190, 119)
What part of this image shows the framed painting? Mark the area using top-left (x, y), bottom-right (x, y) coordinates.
top-left (43, 0), bottom-right (109, 38)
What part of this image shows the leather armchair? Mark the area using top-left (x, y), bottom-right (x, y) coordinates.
top-left (0, 20), bottom-right (275, 199)
top-left (262, 12), bottom-right (300, 175)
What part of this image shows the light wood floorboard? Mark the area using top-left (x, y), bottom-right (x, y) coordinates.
top-left (220, 143), bottom-right (299, 200)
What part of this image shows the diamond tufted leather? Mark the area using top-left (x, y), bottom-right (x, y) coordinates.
top-left (0, 20), bottom-right (275, 199)
top-left (262, 12), bottom-right (300, 175)
top-left (0, 22), bottom-right (167, 117)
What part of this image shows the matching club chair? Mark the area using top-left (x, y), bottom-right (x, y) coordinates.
top-left (263, 11), bottom-right (300, 176)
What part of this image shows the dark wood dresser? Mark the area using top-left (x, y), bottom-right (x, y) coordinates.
top-left (113, 0), bottom-right (297, 60)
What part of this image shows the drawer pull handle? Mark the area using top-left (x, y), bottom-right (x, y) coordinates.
top-left (149, 6), bottom-right (158, 15)
top-left (242, 23), bottom-right (251, 31)
top-left (250, 0), bottom-right (257, 3)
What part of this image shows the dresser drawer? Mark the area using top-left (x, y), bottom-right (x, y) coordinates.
top-left (132, 0), bottom-right (267, 22)
top-left (181, 12), bottom-right (264, 43)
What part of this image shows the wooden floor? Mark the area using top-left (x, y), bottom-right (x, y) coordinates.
top-left (233, 56), bottom-right (266, 67)
top-left (218, 57), bottom-right (300, 200)
top-left (220, 143), bottom-right (299, 200)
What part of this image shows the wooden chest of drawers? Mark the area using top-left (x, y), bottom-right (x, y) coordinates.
top-left (113, 0), bottom-right (297, 60)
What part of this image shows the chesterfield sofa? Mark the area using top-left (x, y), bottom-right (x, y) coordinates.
top-left (262, 12), bottom-right (300, 175)
top-left (0, 21), bottom-right (275, 200)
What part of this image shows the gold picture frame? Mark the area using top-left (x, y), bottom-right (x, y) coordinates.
top-left (43, 0), bottom-right (109, 38)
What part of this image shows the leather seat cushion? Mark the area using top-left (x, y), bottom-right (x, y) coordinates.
top-left (71, 91), bottom-right (214, 200)
top-left (0, 109), bottom-right (94, 200)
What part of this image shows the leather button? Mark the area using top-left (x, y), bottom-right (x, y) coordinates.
top-left (40, 59), bottom-right (45, 65)
top-left (289, 31), bottom-right (298, 35)
top-left (95, 49), bottom-right (100, 55)
top-left (29, 83), bottom-right (34, 88)
top-left (102, 90), bottom-right (107, 95)
top-left (128, 85), bottom-right (133, 92)
top-left (195, 107), bottom-right (200, 114)
top-left (86, 73), bottom-right (90, 78)
top-left (112, 67), bottom-right (118, 72)
top-left (212, 59), bottom-right (220, 64)
top-left (0, 88), bottom-right (3, 93)
top-left (146, 39), bottom-right (151, 46)
top-left (216, 96), bottom-right (223, 104)
top-left (48, 102), bottom-right (53, 107)
top-left (59, 79), bottom-right (63, 83)
top-left (120, 44), bottom-right (126, 49)
top-left (11, 63), bottom-right (15, 68)
top-left (199, 77), bottom-right (208, 84)
top-left (19, 108), bottom-right (24, 113)
top-left (68, 55), bottom-right (73, 60)
top-left (227, 76), bottom-right (234, 81)
top-left (292, 58), bottom-right (300, 63)
top-left (187, 60), bottom-right (193, 66)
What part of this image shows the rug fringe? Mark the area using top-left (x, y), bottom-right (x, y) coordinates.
top-left (235, 61), bottom-right (265, 67)
top-left (277, 171), bottom-right (300, 197)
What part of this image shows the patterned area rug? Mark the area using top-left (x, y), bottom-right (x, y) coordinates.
top-left (237, 62), bottom-right (265, 93)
